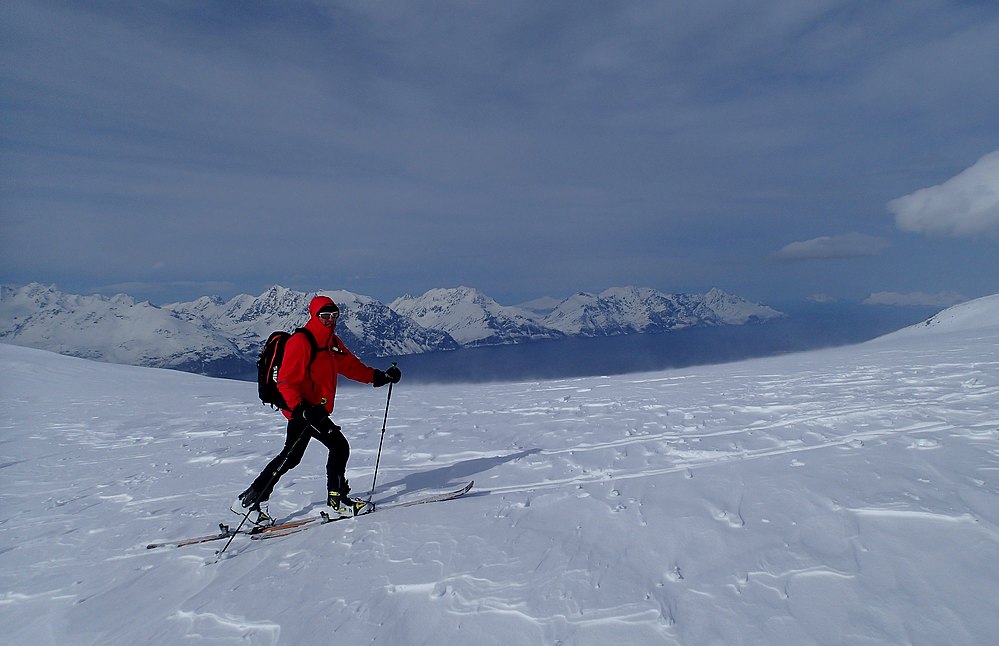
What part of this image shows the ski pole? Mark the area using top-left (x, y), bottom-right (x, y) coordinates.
top-left (215, 423), bottom-right (313, 560)
top-left (368, 363), bottom-right (396, 500)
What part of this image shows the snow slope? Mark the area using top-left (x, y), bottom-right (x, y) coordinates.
top-left (1, 296), bottom-right (997, 645)
top-left (874, 293), bottom-right (999, 340)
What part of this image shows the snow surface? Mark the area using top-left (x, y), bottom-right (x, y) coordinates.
top-left (1, 297), bottom-right (997, 645)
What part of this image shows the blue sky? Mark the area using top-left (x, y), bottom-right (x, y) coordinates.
top-left (2, 0), bottom-right (997, 308)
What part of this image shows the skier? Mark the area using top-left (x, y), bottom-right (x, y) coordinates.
top-left (231, 295), bottom-right (401, 526)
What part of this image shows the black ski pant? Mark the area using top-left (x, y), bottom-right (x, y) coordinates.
top-left (249, 415), bottom-right (350, 502)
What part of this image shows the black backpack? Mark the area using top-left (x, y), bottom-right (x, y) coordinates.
top-left (257, 328), bottom-right (320, 411)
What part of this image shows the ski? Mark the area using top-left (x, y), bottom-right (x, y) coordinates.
top-left (251, 480), bottom-right (474, 541)
top-left (145, 481), bottom-right (472, 549)
top-left (146, 517), bottom-right (320, 549)
top-left (146, 522), bottom-right (238, 550)
top-left (383, 479), bottom-right (474, 508)
top-left (251, 509), bottom-right (356, 539)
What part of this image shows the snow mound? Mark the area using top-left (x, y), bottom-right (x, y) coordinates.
top-left (874, 293), bottom-right (999, 340)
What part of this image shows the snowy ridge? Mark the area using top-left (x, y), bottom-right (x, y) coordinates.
top-left (700, 286), bottom-right (785, 324)
top-left (322, 289), bottom-right (459, 357)
top-left (0, 283), bottom-right (247, 376)
top-left (391, 286), bottom-right (564, 346)
top-left (168, 287), bottom-right (459, 359)
top-left (164, 285), bottom-right (314, 356)
top-left (2, 283), bottom-right (781, 376)
top-left (542, 286), bottom-right (781, 336)
top-left (1, 296), bottom-right (996, 644)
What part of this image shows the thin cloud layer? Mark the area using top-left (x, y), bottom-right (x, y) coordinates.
top-left (889, 149), bottom-right (999, 237)
top-left (774, 233), bottom-right (890, 261)
top-left (864, 291), bottom-right (967, 307)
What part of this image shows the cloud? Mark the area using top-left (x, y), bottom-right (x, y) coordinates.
top-left (888, 149), bottom-right (999, 237)
top-left (863, 291), bottom-right (966, 307)
top-left (774, 233), bottom-right (890, 261)
top-left (807, 293), bottom-right (838, 304)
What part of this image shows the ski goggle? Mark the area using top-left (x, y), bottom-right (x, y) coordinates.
top-left (318, 311), bottom-right (339, 321)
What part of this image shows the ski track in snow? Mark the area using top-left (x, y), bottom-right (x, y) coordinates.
top-left (1, 318), bottom-right (998, 645)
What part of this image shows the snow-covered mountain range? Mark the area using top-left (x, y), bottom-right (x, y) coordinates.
top-left (541, 286), bottom-right (778, 336)
top-left (165, 286), bottom-right (458, 361)
top-left (390, 286), bottom-right (566, 346)
top-left (0, 283), bottom-right (783, 377)
top-left (0, 284), bottom-right (246, 376)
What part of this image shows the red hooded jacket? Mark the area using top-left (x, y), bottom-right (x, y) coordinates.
top-left (276, 295), bottom-right (376, 419)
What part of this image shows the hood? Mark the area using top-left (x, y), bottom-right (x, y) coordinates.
top-left (309, 295), bottom-right (338, 319)
top-left (305, 295), bottom-right (338, 345)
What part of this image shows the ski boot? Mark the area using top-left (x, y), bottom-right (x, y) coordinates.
top-left (230, 488), bottom-right (274, 527)
top-left (326, 490), bottom-right (371, 518)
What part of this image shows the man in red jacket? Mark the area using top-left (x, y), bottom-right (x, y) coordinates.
top-left (231, 295), bottom-right (401, 526)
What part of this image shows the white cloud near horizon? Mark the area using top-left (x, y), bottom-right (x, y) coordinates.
top-left (774, 233), bottom-right (890, 261)
top-left (807, 293), bottom-right (838, 304)
top-left (863, 291), bottom-right (967, 307)
top-left (888, 149), bottom-right (999, 237)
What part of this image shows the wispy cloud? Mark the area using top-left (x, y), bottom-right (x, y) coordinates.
top-left (888, 149), bottom-right (999, 237)
top-left (863, 291), bottom-right (966, 307)
top-left (774, 233), bottom-right (890, 261)
top-left (807, 293), bottom-right (838, 304)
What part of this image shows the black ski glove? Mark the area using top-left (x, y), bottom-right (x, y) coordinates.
top-left (373, 365), bottom-right (401, 387)
top-left (296, 403), bottom-right (329, 424)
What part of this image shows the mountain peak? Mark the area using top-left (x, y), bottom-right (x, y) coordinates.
top-left (391, 287), bottom-right (560, 346)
